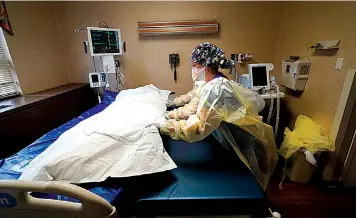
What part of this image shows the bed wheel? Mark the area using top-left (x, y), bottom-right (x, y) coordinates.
top-left (269, 207), bottom-right (281, 218)
top-left (272, 211), bottom-right (281, 218)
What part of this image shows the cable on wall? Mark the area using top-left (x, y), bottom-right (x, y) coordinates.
top-left (99, 21), bottom-right (109, 28)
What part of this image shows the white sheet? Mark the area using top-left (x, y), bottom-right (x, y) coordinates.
top-left (19, 85), bottom-right (177, 183)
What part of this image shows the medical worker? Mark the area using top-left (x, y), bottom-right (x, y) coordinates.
top-left (161, 42), bottom-right (277, 189)
top-left (166, 42), bottom-right (233, 120)
top-left (166, 42), bottom-right (266, 124)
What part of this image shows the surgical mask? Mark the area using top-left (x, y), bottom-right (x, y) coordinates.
top-left (191, 67), bottom-right (206, 81)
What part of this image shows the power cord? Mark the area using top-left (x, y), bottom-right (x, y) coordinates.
top-left (115, 59), bottom-right (125, 91)
top-left (305, 56), bottom-right (312, 70)
top-left (96, 87), bottom-right (101, 103)
top-left (99, 21), bottom-right (109, 28)
top-left (274, 84), bottom-right (280, 138)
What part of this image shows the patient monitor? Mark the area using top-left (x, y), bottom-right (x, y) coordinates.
top-left (87, 27), bottom-right (122, 75)
top-left (89, 72), bottom-right (107, 88)
top-left (248, 63), bottom-right (274, 91)
top-left (87, 27), bottom-right (122, 56)
top-left (86, 27), bottom-right (124, 94)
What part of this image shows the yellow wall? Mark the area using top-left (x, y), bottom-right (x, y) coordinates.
top-left (54, 1), bottom-right (279, 95)
top-left (4, 1), bottom-right (356, 133)
top-left (273, 2), bottom-right (356, 132)
top-left (5, 2), bottom-right (69, 94)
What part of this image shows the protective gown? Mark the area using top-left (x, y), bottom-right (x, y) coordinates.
top-left (161, 78), bottom-right (278, 189)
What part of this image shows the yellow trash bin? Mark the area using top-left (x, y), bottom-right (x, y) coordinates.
top-left (279, 115), bottom-right (335, 184)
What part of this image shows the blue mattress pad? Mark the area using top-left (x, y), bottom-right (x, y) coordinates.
top-left (132, 135), bottom-right (267, 216)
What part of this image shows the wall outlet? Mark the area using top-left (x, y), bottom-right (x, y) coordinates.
top-left (335, 58), bottom-right (344, 71)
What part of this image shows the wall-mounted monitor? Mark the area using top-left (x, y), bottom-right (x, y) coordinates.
top-left (248, 64), bottom-right (271, 91)
top-left (87, 27), bottom-right (122, 56)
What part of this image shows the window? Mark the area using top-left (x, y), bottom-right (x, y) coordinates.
top-left (0, 28), bottom-right (21, 99)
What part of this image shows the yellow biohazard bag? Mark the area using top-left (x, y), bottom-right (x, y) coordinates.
top-left (279, 115), bottom-right (335, 160)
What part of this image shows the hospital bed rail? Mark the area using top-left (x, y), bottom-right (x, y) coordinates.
top-left (0, 180), bottom-right (117, 218)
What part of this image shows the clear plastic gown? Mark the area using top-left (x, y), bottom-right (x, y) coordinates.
top-left (161, 78), bottom-right (278, 189)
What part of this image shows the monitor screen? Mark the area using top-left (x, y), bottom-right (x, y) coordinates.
top-left (91, 74), bottom-right (99, 83)
top-left (252, 66), bottom-right (268, 86)
top-left (90, 29), bottom-right (120, 55)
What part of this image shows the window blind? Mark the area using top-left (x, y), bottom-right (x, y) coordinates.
top-left (0, 28), bottom-right (21, 99)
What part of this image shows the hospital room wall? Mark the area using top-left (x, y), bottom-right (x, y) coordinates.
top-left (53, 1), bottom-right (279, 95)
top-left (4, 2), bottom-right (69, 94)
top-left (272, 2), bottom-right (356, 133)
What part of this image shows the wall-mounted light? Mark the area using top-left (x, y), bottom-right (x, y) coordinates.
top-left (138, 20), bottom-right (218, 36)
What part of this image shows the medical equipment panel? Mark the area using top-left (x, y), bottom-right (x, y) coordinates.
top-left (248, 64), bottom-right (272, 91)
top-left (230, 53), bottom-right (253, 82)
top-left (281, 56), bottom-right (311, 91)
top-left (239, 74), bottom-right (251, 88)
top-left (102, 56), bottom-right (116, 74)
top-left (89, 72), bottom-right (107, 88)
top-left (87, 27), bottom-right (122, 56)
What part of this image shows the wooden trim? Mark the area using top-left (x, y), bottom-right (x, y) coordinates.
top-left (139, 27), bottom-right (217, 33)
top-left (137, 20), bottom-right (218, 36)
top-left (138, 20), bottom-right (217, 28)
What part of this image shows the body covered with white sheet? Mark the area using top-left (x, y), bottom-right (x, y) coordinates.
top-left (20, 85), bottom-right (176, 183)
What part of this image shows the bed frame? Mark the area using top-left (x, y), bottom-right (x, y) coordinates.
top-left (0, 180), bottom-right (117, 218)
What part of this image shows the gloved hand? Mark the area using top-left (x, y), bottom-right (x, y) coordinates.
top-left (166, 97), bottom-right (199, 120)
top-left (160, 115), bottom-right (203, 142)
top-left (160, 126), bottom-right (171, 135)
top-left (160, 119), bottom-right (178, 137)
top-left (167, 90), bottom-right (194, 108)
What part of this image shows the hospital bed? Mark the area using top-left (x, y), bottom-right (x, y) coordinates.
top-left (0, 90), bottom-right (270, 218)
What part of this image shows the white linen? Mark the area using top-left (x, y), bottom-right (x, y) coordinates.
top-left (19, 85), bottom-right (177, 183)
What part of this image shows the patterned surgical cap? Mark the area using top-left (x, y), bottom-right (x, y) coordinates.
top-left (191, 42), bottom-right (234, 69)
